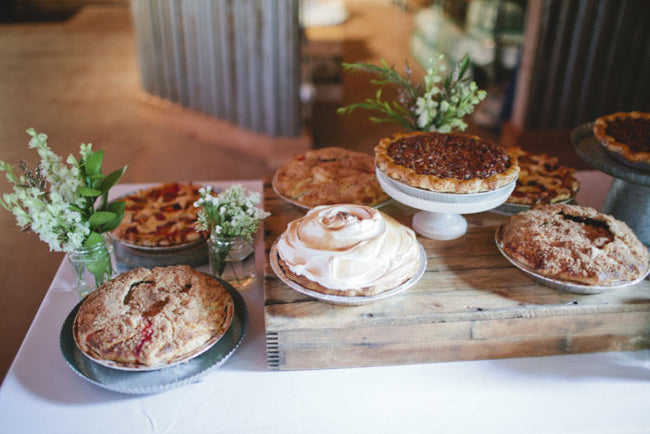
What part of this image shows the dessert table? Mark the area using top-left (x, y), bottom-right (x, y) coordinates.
top-left (1, 175), bottom-right (649, 434)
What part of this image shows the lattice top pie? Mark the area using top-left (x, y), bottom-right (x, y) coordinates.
top-left (498, 204), bottom-right (649, 286)
top-left (73, 265), bottom-right (234, 368)
top-left (375, 131), bottom-right (519, 193)
top-left (506, 147), bottom-right (579, 205)
top-left (111, 182), bottom-right (205, 247)
top-left (273, 147), bottom-right (390, 208)
top-left (593, 111), bottom-right (650, 164)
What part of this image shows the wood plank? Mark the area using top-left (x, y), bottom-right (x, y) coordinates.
top-left (263, 181), bottom-right (650, 370)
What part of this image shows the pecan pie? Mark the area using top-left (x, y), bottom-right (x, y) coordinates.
top-left (273, 147), bottom-right (390, 208)
top-left (375, 131), bottom-right (519, 193)
top-left (111, 182), bottom-right (205, 247)
top-left (275, 204), bottom-right (421, 297)
top-left (498, 204), bottom-right (649, 286)
top-left (506, 147), bottom-right (579, 205)
top-left (73, 265), bottom-right (234, 368)
top-left (593, 111), bottom-right (650, 164)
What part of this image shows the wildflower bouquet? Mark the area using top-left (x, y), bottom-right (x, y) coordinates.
top-left (0, 128), bottom-right (127, 289)
top-left (337, 54), bottom-right (486, 133)
top-left (194, 184), bottom-right (270, 278)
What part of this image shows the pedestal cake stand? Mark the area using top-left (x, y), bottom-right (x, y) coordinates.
top-left (571, 122), bottom-right (650, 246)
top-left (376, 168), bottom-right (516, 240)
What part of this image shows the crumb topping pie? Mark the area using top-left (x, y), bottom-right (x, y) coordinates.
top-left (73, 265), bottom-right (234, 368)
top-left (375, 131), bottom-right (519, 193)
top-left (111, 182), bottom-right (205, 247)
top-left (593, 111), bottom-right (650, 164)
top-left (506, 147), bottom-right (579, 205)
top-left (498, 204), bottom-right (649, 286)
top-left (273, 147), bottom-right (390, 208)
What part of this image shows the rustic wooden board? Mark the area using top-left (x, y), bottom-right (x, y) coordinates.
top-left (263, 181), bottom-right (650, 370)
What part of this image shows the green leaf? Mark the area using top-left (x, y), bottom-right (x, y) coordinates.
top-left (85, 150), bottom-right (104, 176)
top-left (89, 211), bottom-right (116, 228)
top-left (79, 187), bottom-right (102, 197)
top-left (101, 201), bottom-right (125, 232)
top-left (99, 166), bottom-right (126, 194)
top-left (83, 231), bottom-right (104, 248)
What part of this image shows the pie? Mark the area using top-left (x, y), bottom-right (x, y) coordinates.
top-left (275, 204), bottom-right (421, 297)
top-left (497, 204), bottom-right (649, 286)
top-left (593, 111), bottom-right (650, 164)
top-left (73, 265), bottom-right (235, 368)
top-left (506, 147), bottom-right (579, 205)
top-left (375, 131), bottom-right (519, 193)
top-left (273, 147), bottom-right (390, 208)
top-left (111, 182), bottom-right (206, 247)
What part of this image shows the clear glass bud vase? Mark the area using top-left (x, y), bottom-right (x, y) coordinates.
top-left (207, 234), bottom-right (256, 290)
top-left (68, 237), bottom-right (116, 298)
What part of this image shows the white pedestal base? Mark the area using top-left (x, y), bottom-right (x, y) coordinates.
top-left (412, 211), bottom-right (467, 240)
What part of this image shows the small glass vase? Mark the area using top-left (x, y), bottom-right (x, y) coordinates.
top-left (68, 237), bottom-right (116, 298)
top-left (207, 234), bottom-right (256, 290)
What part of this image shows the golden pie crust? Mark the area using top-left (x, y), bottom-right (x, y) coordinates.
top-left (273, 147), bottom-right (390, 208)
top-left (375, 131), bottom-right (519, 193)
top-left (593, 111), bottom-right (650, 164)
top-left (111, 182), bottom-right (206, 247)
top-left (498, 204), bottom-right (649, 286)
top-left (506, 147), bottom-right (579, 205)
top-left (73, 265), bottom-right (234, 368)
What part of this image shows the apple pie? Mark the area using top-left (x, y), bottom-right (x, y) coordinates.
top-left (375, 131), bottom-right (519, 193)
top-left (73, 265), bottom-right (234, 368)
top-left (273, 147), bottom-right (390, 208)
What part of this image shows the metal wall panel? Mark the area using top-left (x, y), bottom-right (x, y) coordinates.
top-left (131, 0), bottom-right (302, 137)
top-left (524, 0), bottom-right (650, 130)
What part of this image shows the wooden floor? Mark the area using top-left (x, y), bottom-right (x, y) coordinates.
top-left (0, 2), bottom-right (583, 381)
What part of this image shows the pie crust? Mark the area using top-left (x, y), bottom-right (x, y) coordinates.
top-left (593, 111), bottom-right (650, 164)
top-left (73, 265), bottom-right (234, 368)
top-left (111, 182), bottom-right (206, 247)
top-left (498, 204), bottom-right (649, 286)
top-left (375, 131), bottom-right (519, 193)
top-left (273, 147), bottom-right (390, 208)
top-left (506, 147), bottom-right (579, 205)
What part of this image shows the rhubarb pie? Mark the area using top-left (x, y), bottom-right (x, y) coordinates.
top-left (506, 147), bottom-right (579, 205)
top-left (275, 204), bottom-right (422, 297)
top-left (273, 147), bottom-right (390, 208)
top-left (111, 182), bottom-right (205, 247)
top-left (73, 265), bottom-right (234, 368)
top-left (375, 131), bottom-right (519, 193)
top-left (593, 111), bottom-right (650, 166)
top-left (497, 204), bottom-right (649, 286)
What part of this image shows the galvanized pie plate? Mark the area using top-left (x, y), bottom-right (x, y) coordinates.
top-left (495, 224), bottom-right (650, 294)
top-left (270, 240), bottom-right (427, 305)
top-left (60, 280), bottom-right (248, 394)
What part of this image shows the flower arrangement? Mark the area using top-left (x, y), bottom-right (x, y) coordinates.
top-left (194, 184), bottom-right (270, 281)
top-left (0, 128), bottom-right (127, 292)
top-left (337, 53), bottom-right (486, 133)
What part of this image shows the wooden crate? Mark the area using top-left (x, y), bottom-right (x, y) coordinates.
top-left (263, 182), bottom-right (650, 370)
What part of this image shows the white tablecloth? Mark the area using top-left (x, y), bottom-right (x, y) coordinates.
top-left (2, 175), bottom-right (650, 434)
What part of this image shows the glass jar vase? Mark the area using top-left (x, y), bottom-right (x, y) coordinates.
top-left (207, 234), bottom-right (256, 290)
top-left (68, 237), bottom-right (116, 298)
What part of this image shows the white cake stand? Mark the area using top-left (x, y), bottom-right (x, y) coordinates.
top-left (376, 168), bottom-right (516, 240)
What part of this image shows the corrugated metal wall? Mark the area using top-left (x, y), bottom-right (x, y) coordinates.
top-left (525, 0), bottom-right (650, 130)
top-left (130, 0), bottom-right (302, 137)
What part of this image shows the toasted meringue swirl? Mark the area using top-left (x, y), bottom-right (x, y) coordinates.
top-left (277, 204), bottom-right (421, 292)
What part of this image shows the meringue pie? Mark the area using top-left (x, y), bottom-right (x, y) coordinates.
top-left (276, 204), bottom-right (421, 297)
